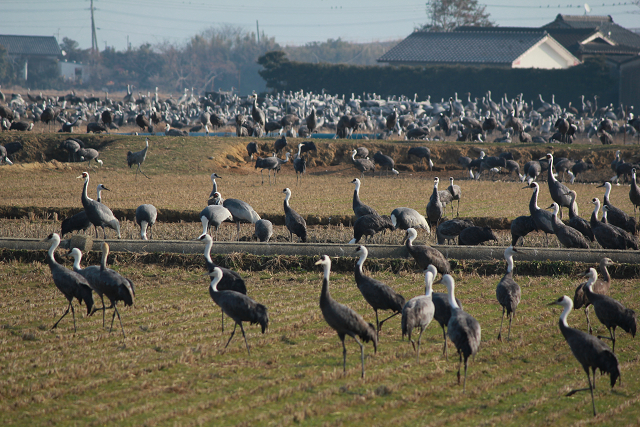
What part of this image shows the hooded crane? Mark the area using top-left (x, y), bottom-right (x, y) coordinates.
top-left (200, 201), bottom-right (233, 241)
top-left (438, 274), bottom-right (481, 392)
top-left (283, 188), bottom-right (307, 242)
top-left (207, 267), bottom-right (268, 356)
top-left (548, 203), bottom-right (589, 249)
top-left (373, 151), bottom-right (399, 176)
top-left (210, 192), bottom-right (261, 240)
top-left (403, 227), bottom-right (451, 275)
top-left (293, 144), bottom-right (306, 184)
top-left (351, 178), bottom-right (378, 219)
top-left (348, 214), bottom-right (394, 244)
top-left (597, 181), bottom-right (637, 234)
top-left (315, 255), bottom-right (377, 378)
top-left (135, 204), bottom-right (157, 240)
top-left (565, 190), bottom-right (594, 242)
top-left (61, 184), bottom-right (109, 237)
top-left (41, 233), bottom-right (94, 332)
top-left (496, 246), bottom-right (521, 341)
top-left (630, 168), bottom-right (640, 213)
top-left (351, 149), bottom-right (375, 178)
top-left (390, 207), bottom-right (430, 232)
top-left (582, 268), bottom-right (636, 353)
top-left (77, 172), bottom-right (121, 239)
top-left (549, 295), bottom-right (620, 417)
top-left (426, 177), bottom-right (445, 232)
top-left (254, 219), bottom-right (273, 242)
top-left (590, 198), bottom-right (635, 250)
top-left (447, 177), bottom-right (462, 217)
top-left (198, 233), bottom-right (247, 332)
top-left (543, 153), bottom-right (572, 219)
top-left (207, 173), bottom-right (221, 202)
top-left (401, 265), bottom-right (436, 362)
top-left (524, 182), bottom-right (554, 246)
top-left (96, 242), bottom-right (135, 339)
top-left (407, 146), bottom-right (433, 171)
top-left (126, 137), bottom-right (150, 179)
top-left (574, 258), bottom-right (614, 334)
top-left (602, 206), bottom-right (639, 249)
top-left (354, 245), bottom-right (405, 333)
top-left (436, 218), bottom-right (475, 244)
top-left (251, 96), bottom-right (265, 133)
top-left (255, 154), bottom-right (282, 185)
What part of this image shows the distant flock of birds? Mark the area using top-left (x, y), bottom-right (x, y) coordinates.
top-left (1, 86), bottom-right (639, 147)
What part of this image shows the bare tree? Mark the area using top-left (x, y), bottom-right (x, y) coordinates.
top-left (419, 0), bottom-right (493, 32)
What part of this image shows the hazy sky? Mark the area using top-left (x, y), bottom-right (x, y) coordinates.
top-left (3, 0), bottom-right (639, 51)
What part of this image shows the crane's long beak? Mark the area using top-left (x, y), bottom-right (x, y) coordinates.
top-left (521, 185), bottom-right (530, 189)
top-left (547, 301), bottom-right (559, 306)
top-left (596, 183), bottom-right (605, 188)
top-left (103, 186), bottom-right (111, 191)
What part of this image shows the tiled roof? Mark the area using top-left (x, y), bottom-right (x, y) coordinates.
top-left (0, 35), bottom-right (61, 57)
top-left (577, 43), bottom-right (640, 55)
top-left (378, 30), bottom-right (547, 65)
top-left (543, 14), bottom-right (640, 49)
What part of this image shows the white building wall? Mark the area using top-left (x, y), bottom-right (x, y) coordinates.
top-left (58, 60), bottom-right (89, 82)
top-left (513, 41), bottom-right (577, 69)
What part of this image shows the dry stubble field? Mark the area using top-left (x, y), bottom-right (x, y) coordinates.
top-left (1, 135), bottom-right (639, 425)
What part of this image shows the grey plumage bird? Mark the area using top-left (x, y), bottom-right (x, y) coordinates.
top-left (200, 202), bottom-right (232, 240)
top-left (549, 295), bottom-right (619, 417)
top-left (61, 210), bottom-right (92, 237)
top-left (401, 265), bottom-right (436, 362)
top-left (447, 177), bottom-right (461, 217)
top-left (582, 268), bottom-right (636, 353)
top-left (78, 147), bottom-right (102, 169)
top-left (602, 206), bottom-right (639, 249)
top-left (403, 227), bottom-right (451, 275)
top-left (597, 181), bottom-right (637, 234)
top-left (293, 144), bottom-right (306, 184)
top-left (207, 173), bottom-right (221, 201)
top-left (574, 258), bottom-right (614, 334)
top-left (391, 207), bottom-right (429, 232)
top-left (77, 172), bottom-right (121, 239)
top-left (283, 188), bottom-right (307, 242)
top-left (354, 245), bottom-right (405, 333)
top-left (436, 218), bottom-right (474, 245)
top-left (351, 178), bottom-right (378, 219)
top-left (543, 153), bottom-right (571, 219)
top-left (95, 242), bottom-right (135, 339)
top-left (41, 233), bottom-right (94, 332)
top-left (255, 154), bottom-right (281, 185)
top-left (548, 202), bottom-right (589, 249)
top-left (348, 214), bottom-right (394, 244)
top-left (246, 142), bottom-right (258, 160)
top-left (458, 226), bottom-right (498, 246)
top-left (315, 255), bottom-right (377, 378)
top-left (251, 96), bottom-right (265, 131)
top-left (210, 192), bottom-right (261, 240)
top-left (510, 215), bottom-right (538, 246)
top-left (438, 274), bottom-right (481, 392)
top-left (66, 247), bottom-right (109, 327)
top-left (207, 267), bottom-right (268, 356)
top-left (351, 149), bottom-right (375, 178)
top-left (496, 246), bottom-right (521, 341)
top-left (426, 177), bottom-right (445, 232)
top-left (126, 137), bottom-right (150, 179)
top-left (254, 219), bottom-right (273, 242)
top-left (136, 204), bottom-right (157, 240)
top-left (630, 168), bottom-right (640, 213)
top-left (525, 182), bottom-right (554, 246)
top-left (565, 190), bottom-right (594, 242)
top-left (373, 151), bottom-right (399, 176)
top-left (407, 146), bottom-right (433, 170)
top-left (590, 198), bottom-right (637, 250)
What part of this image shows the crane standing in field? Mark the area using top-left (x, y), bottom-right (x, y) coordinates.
top-left (438, 274), bottom-right (481, 392)
top-left (77, 172), bottom-right (121, 239)
top-left (315, 255), bottom-right (377, 378)
top-left (401, 265), bottom-right (436, 362)
top-left (549, 295), bottom-right (620, 416)
top-left (41, 233), bottom-right (94, 332)
top-left (403, 227), bottom-right (451, 275)
top-left (207, 267), bottom-right (268, 356)
top-left (496, 246), bottom-right (521, 341)
top-left (574, 258), bottom-right (614, 334)
top-left (283, 188), bottom-right (307, 242)
top-left (126, 137), bottom-right (150, 179)
top-left (351, 178), bottom-right (378, 219)
top-left (135, 204), bottom-right (157, 240)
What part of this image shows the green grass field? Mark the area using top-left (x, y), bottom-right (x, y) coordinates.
top-left (1, 135), bottom-right (639, 425)
top-left (0, 260), bottom-right (639, 426)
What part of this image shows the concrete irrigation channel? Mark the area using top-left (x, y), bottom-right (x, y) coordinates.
top-left (1, 237), bottom-right (639, 277)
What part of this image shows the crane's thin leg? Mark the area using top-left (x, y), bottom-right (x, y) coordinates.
top-left (236, 221), bottom-right (241, 241)
top-left (378, 311), bottom-right (400, 331)
top-left (224, 323), bottom-right (238, 349)
top-left (457, 200), bottom-right (460, 217)
top-left (498, 307), bottom-right (506, 341)
top-left (339, 334), bottom-right (347, 373)
top-left (442, 325), bottom-right (448, 360)
top-left (260, 170), bottom-right (264, 185)
top-left (507, 312), bottom-right (514, 341)
top-left (113, 305), bottom-right (126, 339)
top-left (353, 336), bottom-right (365, 378)
top-left (52, 300), bottom-right (74, 332)
top-left (585, 307), bottom-right (593, 334)
top-left (587, 370), bottom-right (597, 416)
top-left (239, 322), bottom-right (250, 356)
top-left (374, 310), bottom-right (380, 333)
top-left (416, 327), bottom-right (424, 363)
top-left (457, 352), bottom-right (462, 385)
top-left (463, 357), bottom-right (469, 393)
top-left (221, 309), bottom-right (225, 332)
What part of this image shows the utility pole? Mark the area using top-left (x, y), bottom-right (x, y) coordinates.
top-left (90, 0), bottom-right (98, 53)
top-left (256, 20), bottom-right (260, 43)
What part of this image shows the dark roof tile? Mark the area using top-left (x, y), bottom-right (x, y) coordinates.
top-left (0, 35), bottom-right (61, 56)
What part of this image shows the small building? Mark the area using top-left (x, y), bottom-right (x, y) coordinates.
top-left (0, 34), bottom-right (62, 80)
top-left (377, 29), bottom-right (580, 69)
top-left (58, 60), bottom-right (89, 82)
